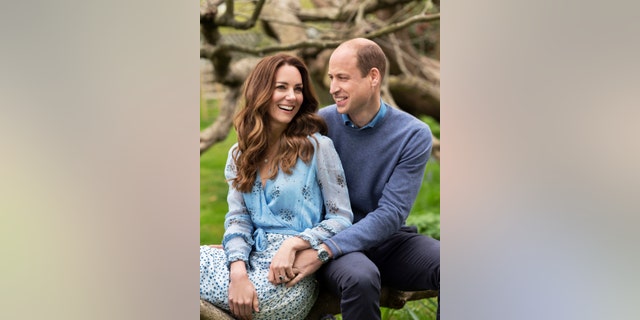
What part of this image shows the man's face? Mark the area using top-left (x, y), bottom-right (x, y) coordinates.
top-left (327, 47), bottom-right (375, 117)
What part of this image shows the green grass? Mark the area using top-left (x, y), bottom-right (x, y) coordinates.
top-left (200, 131), bottom-right (236, 244)
top-left (200, 97), bottom-right (237, 244)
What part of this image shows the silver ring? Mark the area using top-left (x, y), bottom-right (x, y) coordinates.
top-left (279, 275), bottom-right (284, 281)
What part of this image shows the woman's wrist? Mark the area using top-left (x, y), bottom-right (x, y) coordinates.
top-left (229, 260), bottom-right (248, 281)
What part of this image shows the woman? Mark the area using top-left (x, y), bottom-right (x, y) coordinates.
top-left (200, 54), bottom-right (353, 320)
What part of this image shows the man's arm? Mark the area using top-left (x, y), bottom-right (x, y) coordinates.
top-left (324, 126), bottom-right (432, 257)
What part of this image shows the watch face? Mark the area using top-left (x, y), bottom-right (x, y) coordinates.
top-left (318, 249), bottom-right (329, 262)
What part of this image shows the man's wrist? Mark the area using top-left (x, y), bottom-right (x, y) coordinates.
top-left (317, 244), bottom-right (333, 263)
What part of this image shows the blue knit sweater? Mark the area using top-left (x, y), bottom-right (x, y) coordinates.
top-left (319, 102), bottom-right (432, 258)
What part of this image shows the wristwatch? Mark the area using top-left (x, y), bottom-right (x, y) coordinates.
top-left (317, 247), bottom-right (330, 263)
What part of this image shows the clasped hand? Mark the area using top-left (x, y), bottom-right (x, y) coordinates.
top-left (268, 246), bottom-right (324, 288)
top-left (267, 238), bottom-right (325, 287)
top-left (267, 243), bottom-right (298, 286)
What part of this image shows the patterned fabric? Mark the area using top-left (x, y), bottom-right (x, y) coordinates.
top-left (200, 133), bottom-right (353, 318)
top-left (200, 234), bottom-right (318, 320)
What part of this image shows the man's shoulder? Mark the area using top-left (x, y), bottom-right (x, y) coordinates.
top-left (386, 107), bottom-right (431, 132)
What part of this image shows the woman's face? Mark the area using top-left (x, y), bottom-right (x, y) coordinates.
top-left (268, 64), bottom-right (303, 130)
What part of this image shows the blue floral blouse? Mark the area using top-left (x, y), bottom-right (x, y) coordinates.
top-left (222, 133), bottom-right (353, 265)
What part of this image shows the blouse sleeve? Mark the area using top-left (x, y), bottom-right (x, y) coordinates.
top-left (297, 134), bottom-right (353, 249)
top-left (221, 145), bottom-right (255, 267)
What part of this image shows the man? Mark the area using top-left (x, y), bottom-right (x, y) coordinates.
top-left (288, 38), bottom-right (440, 319)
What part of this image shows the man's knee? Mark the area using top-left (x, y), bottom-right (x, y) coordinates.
top-left (340, 264), bottom-right (381, 293)
top-left (320, 252), bottom-right (382, 296)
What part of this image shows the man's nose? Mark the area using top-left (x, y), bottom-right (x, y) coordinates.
top-left (329, 79), bottom-right (338, 95)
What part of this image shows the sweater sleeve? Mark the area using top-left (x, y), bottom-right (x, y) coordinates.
top-left (324, 124), bottom-right (432, 258)
top-left (297, 135), bottom-right (353, 250)
top-left (221, 145), bottom-right (255, 267)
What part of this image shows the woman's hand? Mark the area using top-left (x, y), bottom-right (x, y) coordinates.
top-left (267, 237), bottom-right (308, 285)
top-left (228, 261), bottom-right (259, 319)
top-left (268, 243), bottom-right (296, 285)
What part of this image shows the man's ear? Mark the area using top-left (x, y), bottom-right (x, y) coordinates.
top-left (369, 67), bottom-right (381, 87)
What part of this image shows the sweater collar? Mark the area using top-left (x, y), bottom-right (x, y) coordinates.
top-left (341, 99), bottom-right (387, 129)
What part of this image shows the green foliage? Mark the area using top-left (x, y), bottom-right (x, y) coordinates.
top-left (407, 212), bottom-right (440, 241)
top-left (337, 297), bottom-right (438, 320)
top-left (380, 298), bottom-right (439, 320)
top-left (420, 115), bottom-right (440, 139)
top-left (407, 159), bottom-right (440, 240)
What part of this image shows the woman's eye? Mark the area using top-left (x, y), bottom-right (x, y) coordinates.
top-left (294, 87), bottom-right (303, 92)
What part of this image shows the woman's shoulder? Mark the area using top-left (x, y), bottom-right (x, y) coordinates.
top-left (227, 142), bottom-right (239, 154)
top-left (307, 133), bottom-right (337, 156)
top-left (308, 132), bottom-right (333, 145)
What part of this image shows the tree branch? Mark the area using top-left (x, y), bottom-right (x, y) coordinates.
top-left (201, 39), bottom-right (343, 58)
top-left (361, 12), bottom-right (439, 39)
top-left (200, 86), bottom-right (241, 154)
top-left (200, 13), bottom-right (439, 58)
top-left (298, 0), bottom-right (416, 22)
top-left (216, 0), bottom-right (267, 29)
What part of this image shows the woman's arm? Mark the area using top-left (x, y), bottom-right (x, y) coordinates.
top-left (222, 145), bottom-right (255, 268)
top-left (296, 135), bottom-right (353, 248)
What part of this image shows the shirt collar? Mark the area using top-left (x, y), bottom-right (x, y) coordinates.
top-left (341, 100), bottom-right (387, 129)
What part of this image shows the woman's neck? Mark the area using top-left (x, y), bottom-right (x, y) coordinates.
top-left (267, 127), bottom-right (285, 146)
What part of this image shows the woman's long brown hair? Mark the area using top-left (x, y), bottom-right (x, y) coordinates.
top-left (231, 54), bottom-right (327, 193)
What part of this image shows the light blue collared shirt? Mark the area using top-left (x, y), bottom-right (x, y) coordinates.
top-left (341, 99), bottom-right (387, 129)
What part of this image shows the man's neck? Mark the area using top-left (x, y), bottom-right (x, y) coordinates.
top-left (348, 100), bottom-right (380, 128)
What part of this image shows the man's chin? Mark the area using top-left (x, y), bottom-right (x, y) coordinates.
top-left (335, 104), bottom-right (348, 114)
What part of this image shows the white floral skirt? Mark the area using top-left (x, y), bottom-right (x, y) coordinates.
top-left (200, 233), bottom-right (318, 320)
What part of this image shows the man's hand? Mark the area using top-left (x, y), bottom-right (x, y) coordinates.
top-left (286, 247), bottom-right (326, 287)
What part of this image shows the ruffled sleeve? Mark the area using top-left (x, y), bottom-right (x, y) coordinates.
top-left (221, 145), bottom-right (255, 267)
top-left (297, 134), bottom-right (353, 249)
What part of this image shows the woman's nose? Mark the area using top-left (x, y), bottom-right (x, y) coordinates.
top-left (286, 89), bottom-right (295, 99)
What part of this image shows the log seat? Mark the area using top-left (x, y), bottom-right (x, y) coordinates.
top-left (200, 286), bottom-right (438, 320)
